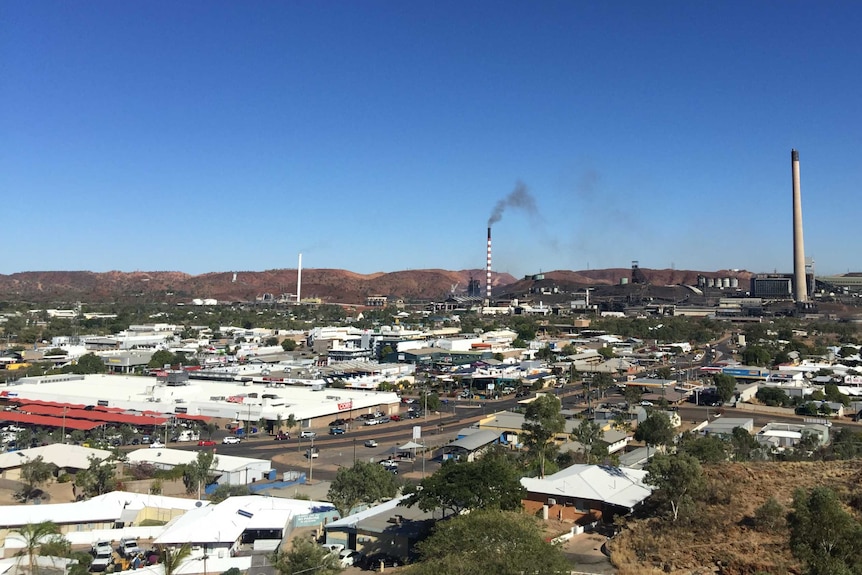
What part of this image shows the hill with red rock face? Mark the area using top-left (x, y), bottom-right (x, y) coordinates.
top-left (0, 267), bottom-right (752, 305)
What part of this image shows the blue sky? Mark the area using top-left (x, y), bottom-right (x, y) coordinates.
top-left (2, 1), bottom-right (860, 277)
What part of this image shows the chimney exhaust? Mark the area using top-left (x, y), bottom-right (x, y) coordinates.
top-left (297, 253), bottom-right (303, 304)
top-left (791, 149), bottom-right (807, 303)
top-left (486, 227), bottom-right (492, 302)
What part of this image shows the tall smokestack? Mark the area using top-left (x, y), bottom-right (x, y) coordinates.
top-left (297, 253), bottom-right (303, 304)
top-left (791, 149), bottom-right (807, 303)
top-left (486, 227), bottom-right (492, 301)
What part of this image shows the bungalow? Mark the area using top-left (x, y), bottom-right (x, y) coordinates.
top-left (324, 495), bottom-right (434, 563)
top-left (441, 429), bottom-right (500, 462)
top-left (521, 464), bottom-right (653, 526)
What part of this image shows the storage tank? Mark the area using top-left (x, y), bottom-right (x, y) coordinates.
top-left (731, 278), bottom-right (739, 288)
top-left (707, 278), bottom-right (715, 288)
top-left (722, 278), bottom-right (731, 288)
top-left (620, 277), bottom-right (629, 285)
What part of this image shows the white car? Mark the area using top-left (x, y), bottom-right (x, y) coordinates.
top-left (364, 418), bottom-right (381, 426)
top-left (321, 543), bottom-right (344, 555)
top-left (149, 441), bottom-right (165, 449)
top-left (222, 436), bottom-right (241, 445)
top-left (300, 431), bottom-right (316, 439)
top-left (339, 549), bottom-right (364, 567)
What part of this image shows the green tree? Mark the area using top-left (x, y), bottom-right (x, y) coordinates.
top-left (19, 456), bottom-right (55, 503)
top-left (678, 433), bottom-right (728, 464)
top-left (753, 497), bottom-right (785, 533)
top-left (634, 411), bottom-right (674, 454)
top-left (183, 450), bottom-right (218, 499)
top-left (742, 345), bottom-right (773, 367)
top-left (11, 521), bottom-right (62, 575)
top-left (730, 427), bottom-right (761, 461)
top-left (148, 350), bottom-right (175, 369)
top-left (327, 460), bottom-right (399, 517)
top-left (208, 484), bottom-right (251, 504)
top-left (521, 394), bottom-right (565, 478)
top-left (270, 537), bottom-right (341, 575)
top-left (597, 346), bottom-right (615, 359)
top-left (656, 366), bottom-right (673, 380)
top-left (788, 486), bottom-right (862, 575)
top-left (571, 419), bottom-right (604, 463)
top-left (592, 372), bottom-right (615, 399)
top-left (756, 386), bottom-right (791, 407)
top-left (405, 448), bottom-right (524, 516)
top-left (74, 455), bottom-right (116, 498)
top-left (712, 373), bottom-right (737, 404)
top-left (645, 453), bottom-right (706, 522)
top-left (407, 510), bottom-right (571, 575)
top-left (159, 544), bottom-right (192, 575)
top-left (70, 353), bottom-right (106, 374)
top-left (281, 338), bottom-right (297, 352)
top-left (422, 391), bottom-right (441, 412)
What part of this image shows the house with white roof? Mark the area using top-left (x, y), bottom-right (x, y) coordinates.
top-left (154, 495), bottom-right (334, 556)
top-left (126, 448), bottom-right (272, 487)
top-left (521, 464), bottom-right (653, 526)
top-left (0, 443), bottom-right (112, 480)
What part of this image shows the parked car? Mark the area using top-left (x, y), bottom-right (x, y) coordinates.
top-left (339, 549), bottom-right (364, 567)
top-left (119, 538), bottom-right (142, 558)
top-left (222, 436), bottom-right (241, 445)
top-left (141, 435), bottom-right (152, 444)
top-left (320, 543), bottom-right (345, 555)
top-left (389, 414), bottom-right (402, 422)
top-left (364, 439), bottom-right (378, 448)
top-left (90, 550), bottom-right (113, 572)
top-left (300, 430), bottom-right (316, 439)
top-left (380, 459), bottom-right (398, 470)
top-left (198, 440), bottom-right (216, 447)
top-left (364, 418), bottom-right (381, 426)
top-left (274, 432), bottom-right (290, 440)
top-left (91, 541), bottom-right (112, 557)
top-left (361, 554), bottom-right (401, 570)
top-left (329, 427), bottom-right (346, 435)
top-left (149, 441), bottom-right (165, 449)
top-left (328, 418), bottom-right (348, 427)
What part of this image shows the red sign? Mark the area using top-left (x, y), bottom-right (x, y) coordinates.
top-left (227, 396), bottom-right (245, 404)
top-left (337, 401), bottom-right (353, 411)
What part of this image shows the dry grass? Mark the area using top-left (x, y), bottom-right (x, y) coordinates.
top-left (608, 460), bottom-right (862, 575)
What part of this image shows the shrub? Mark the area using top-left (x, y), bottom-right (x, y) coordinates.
top-left (753, 497), bottom-right (784, 532)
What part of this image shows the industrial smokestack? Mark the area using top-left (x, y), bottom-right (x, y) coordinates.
top-left (297, 253), bottom-right (303, 304)
top-left (486, 227), bottom-right (492, 301)
top-left (791, 149), bottom-right (807, 303)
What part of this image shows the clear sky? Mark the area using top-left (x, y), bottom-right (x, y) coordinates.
top-left (2, 1), bottom-right (860, 277)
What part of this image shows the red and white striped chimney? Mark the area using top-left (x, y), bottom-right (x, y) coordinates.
top-left (486, 227), bottom-right (492, 301)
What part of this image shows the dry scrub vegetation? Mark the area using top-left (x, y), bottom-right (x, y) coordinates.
top-left (608, 460), bottom-right (862, 575)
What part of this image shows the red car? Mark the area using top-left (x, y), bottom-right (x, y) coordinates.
top-left (389, 415), bottom-right (402, 422)
top-left (198, 440), bottom-right (216, 447)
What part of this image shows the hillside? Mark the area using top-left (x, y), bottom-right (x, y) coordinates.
top-left (611, 459), bottom-right (862, 575)
top-left (0, 267), bottom-right (751, 305)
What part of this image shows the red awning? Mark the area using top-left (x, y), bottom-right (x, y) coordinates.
top-left (21, 405), bottom-right (169, 426)
top-left (0, 412), bottom-right (103, 431)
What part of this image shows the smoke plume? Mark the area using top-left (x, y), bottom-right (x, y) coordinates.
top-left (488, 181), bottom-right (538, 227)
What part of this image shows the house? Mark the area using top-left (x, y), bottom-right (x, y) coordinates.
top-left (126, 448), bottom-right (272, 487)
top-left (755, 422), bottom-right (830, 451)
top-left (441, 430), bottom-right (500, 462)
top-left (0, 444), bottom-right (112, 481)
top-left (324, 495), bottom-right (434, 563)
top-left (521, 464), bottom-right (653, 526)
top-left (702, 418), bottom-right (754, 437)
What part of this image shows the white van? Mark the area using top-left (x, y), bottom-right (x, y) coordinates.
top-left (177, 430), bottom-right (200, 442)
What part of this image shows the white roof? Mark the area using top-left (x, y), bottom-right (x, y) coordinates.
top-left (126, 448), bottom-right (271, 473)
top-left (154, 495), bottom-right (333, 545)
top-left (0, 443), bottom-right (112, 471)
top-left (520, 464), bottom-right (652, 510)
top-left (0, 490), bottom-right (207, 529)
top-left (325, 495), bottom-right (407, 529)
top-left (5, 373), bottom-right (400, 421)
